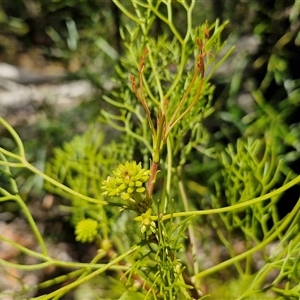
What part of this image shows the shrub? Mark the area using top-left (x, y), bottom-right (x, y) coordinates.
top-left (1, 1), bottom-right (300, 299)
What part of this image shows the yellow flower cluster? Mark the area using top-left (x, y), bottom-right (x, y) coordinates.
top-left (139, 209), bottom-right (156, 234)
top-left (75, 219), bottom-right (98, 243)
top-left (101, 161), bottom-right (151, 213)
top-left (102, 161), bottom-right (149, 198)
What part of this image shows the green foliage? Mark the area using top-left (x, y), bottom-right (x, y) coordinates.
top-left (1, 1), bottom-right (300, 299)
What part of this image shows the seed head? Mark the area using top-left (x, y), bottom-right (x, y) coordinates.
top-left (75, 219), bottom-right (98, 243)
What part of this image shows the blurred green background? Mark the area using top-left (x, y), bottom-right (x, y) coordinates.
top-left (1, 0), bottom-right (299, 149)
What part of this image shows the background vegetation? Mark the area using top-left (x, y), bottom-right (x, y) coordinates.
top-left (0, 0), bottom-right (300, 299)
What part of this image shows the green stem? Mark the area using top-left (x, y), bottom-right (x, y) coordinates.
top-left (166, 66), bottom-right (199, 135)
top-left (194, 194), bottom-right (300, 282)
top-left (148, 1), bottom-right (183, 44)
top-left (0, 259), bottom-right (51, 271)
top-left (0, 233), bottom-right (131, 272)
top-left (163, 137), bottom-right (173, 213)
top-left (146, 47), bottom-right (165, 107)
top-left (32, 244), bottom-right (141, 300)
top-left (177, 166), bottom-right (199, 275)
top-left (135, 174), bottom-right (300, 222)
top-left (22, 158), bottom-right (107, 205)
top-left (112, 0), bottom-right (142, 24)
top-left (0, 147), bottom-right (24, 161)
top-left (0, 190), bottom-right (48, 255)
top-left (0, 160), bottom-right (24, 168)
top-left (0, 116), bottom-right (107, 206)
top-left (146, 161), bottom-right (159, 202)
top-left (164, 1), bottom-right (195, 100)
top-left (154, 113), bottom-right (165, 162)
top-left (0, 117), bottom-right (25, 157)
top-left (36, 269), bottom-right (84, 291)
top-left (169, 76), bottom-right (204, 132)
